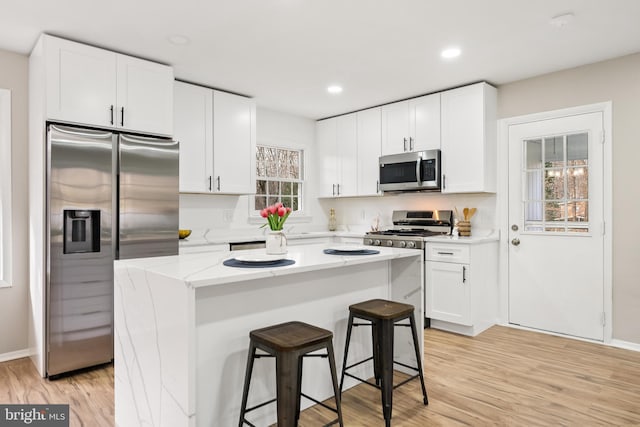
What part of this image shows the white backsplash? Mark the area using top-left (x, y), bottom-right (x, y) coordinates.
top-left (318, 192), bottom-right (498, 234)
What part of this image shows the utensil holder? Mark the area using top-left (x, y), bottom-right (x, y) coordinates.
top-left (458, 220), bottom-right (471, 237)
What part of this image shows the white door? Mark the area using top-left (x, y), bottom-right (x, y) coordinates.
top-left (508, 112), bottom-right (604, 341)
top-left (316, 118), bottom-right (338, 197)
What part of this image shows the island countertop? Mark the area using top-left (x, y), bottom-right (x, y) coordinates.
top-left (114, 242), bottom-right (424, 426)
top-left (115, 243), bottom-right (422, 288)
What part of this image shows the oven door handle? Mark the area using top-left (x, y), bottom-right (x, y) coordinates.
top-left (415, 158), bottom-right (422, 184)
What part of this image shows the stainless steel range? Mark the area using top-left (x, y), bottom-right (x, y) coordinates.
top-left (363, 210), bottom-right (454, 249)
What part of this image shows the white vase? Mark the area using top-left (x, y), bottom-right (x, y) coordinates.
top-left (265, 231), bottom-right (287, 255)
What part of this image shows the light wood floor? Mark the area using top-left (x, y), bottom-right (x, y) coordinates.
top-left (2, 326), bottom-right (640, 426)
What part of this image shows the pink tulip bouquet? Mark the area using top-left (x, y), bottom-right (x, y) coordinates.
top-left (260, 202), bottom-right (292, 231)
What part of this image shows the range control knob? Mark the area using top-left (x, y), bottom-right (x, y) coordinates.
top-left (364, 239), bottom-right (373, 245)
top-left (406, 241), bottom-right (416, 249)
top-left (386, 240), bottom-right (394, 247)
top-left (374, 239), bottom-right (381, 246)
top-left (399, 241), bottom-right (407, 248)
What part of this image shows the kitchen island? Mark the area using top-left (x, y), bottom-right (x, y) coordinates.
top-left (114, 243), bottom-right (423, 426)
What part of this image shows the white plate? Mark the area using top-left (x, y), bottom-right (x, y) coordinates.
top-left (326, 245), bottom-right (368, 252)
top-left (234, 254), bottom-right (287, 263)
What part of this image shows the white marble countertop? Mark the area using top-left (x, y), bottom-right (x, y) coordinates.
top-left (116, 243), bottom-right (421, 289)
top-left (424, 229), bottom-right (500, 244)
top-left (179, 230), bottom-right (365, 248)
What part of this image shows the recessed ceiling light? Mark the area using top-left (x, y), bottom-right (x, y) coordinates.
top-left (168, 34), bottom-right (190, 45)
top-left (441, 47), bottom-right (461, 59)
top-left (549, 12), bottom-right (574, 28)
top-left (327, 85), bottom-right (343, 94)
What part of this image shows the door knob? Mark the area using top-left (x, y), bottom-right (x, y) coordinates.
top-left (511, 238), bottom-right (521, 246)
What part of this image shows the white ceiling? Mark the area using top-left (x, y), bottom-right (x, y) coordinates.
top-left (2, 1), bottom-right (640, 119)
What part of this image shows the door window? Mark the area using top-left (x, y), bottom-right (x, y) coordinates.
top-left (523, 132), bottom-right (589, 233)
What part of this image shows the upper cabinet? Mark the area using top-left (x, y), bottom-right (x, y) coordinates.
top-left (174, 81), bottom-right (255, 194)
top-left (440, 82), bottom-right (497, 193)
top-left (381, 93), bottom-right (440, 156)
top-left (316, 107), bottom-right (382, 198)
top-left (42, 35), bottom-right (173, 136)
top-left (356, 107), bottom-right (382, 196)
top-left (316, 114), bottom-right (357, 197)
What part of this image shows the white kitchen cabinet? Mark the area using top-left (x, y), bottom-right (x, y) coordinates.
top-left (316, 118), bottom-right (339, 197)
top-left (43, 34), bottom-right (173, 136)
top-left (174, 81), bottom-right (255, 194)
top-left (316, 114), bottom-right (357, 197)
top-left (213, 90), bottom-right (255, 194)
top-left (425, 240), bottom-right (498, 336)
top-left (426, 260), bottom-right (472, 325)
top-left (381, 93), bottom-right (440, 155)
top-left (440, 82), bottom-right (497, 193)
top-left (357, 107), bottom-right (382, 196)
top-left (174, 81), bottom-right (212, 193)
top-left (316, 109), bottom-right (381, 198)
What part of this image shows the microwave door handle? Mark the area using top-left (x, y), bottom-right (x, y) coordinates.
top-left (416, 159), bottom-right (422, 184)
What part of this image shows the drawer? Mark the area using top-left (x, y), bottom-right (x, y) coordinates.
top-left (426, 243), bottom-right (470, 263)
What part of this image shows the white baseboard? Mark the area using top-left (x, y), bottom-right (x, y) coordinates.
top-left (500, 322), bottom-right (640, 353)
top-left (0, 348), bottom-right (30, 363)
top-left (610, 339), bottom-right (640, 352)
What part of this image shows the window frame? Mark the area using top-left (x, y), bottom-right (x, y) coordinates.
top-left (0, 88), bottom-right (12, 287)
top-left (252, 144), bottom-right (305, 217)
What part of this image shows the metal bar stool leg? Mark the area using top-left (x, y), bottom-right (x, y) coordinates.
top-left (379, 319), bottom-right (394, 427)
top-left (409, 313), bottom-right (429, 405)
top-left (371, 321), bottom-right (381, 386)
top-left (238, 342), bottom-right (257, 427)
top-left (339, 312), bottom-right (355, 395)
top-left (276, 350), bottom-right (300, 427)
top-left (327, 340), bottom-right (345, 427)
top-left (295, 355), bottom-right (303, 424)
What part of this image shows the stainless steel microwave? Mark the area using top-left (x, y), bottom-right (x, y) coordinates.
top-left (379, 149), bottom-right (441, 192)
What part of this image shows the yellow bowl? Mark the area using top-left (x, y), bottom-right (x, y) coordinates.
top-left (179, 229), bottom-right (192, 239)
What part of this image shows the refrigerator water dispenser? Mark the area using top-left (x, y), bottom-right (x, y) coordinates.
top-left (63, 209), bottom-right (100, 254)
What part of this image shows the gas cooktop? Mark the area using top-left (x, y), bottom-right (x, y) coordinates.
top-left (363, 210), bottom-right (453, 249)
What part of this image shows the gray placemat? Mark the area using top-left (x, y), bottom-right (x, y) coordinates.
top-left (323, 249), bottom-right (380, 255)
top-left (223, 258), bottom-right (296, 268)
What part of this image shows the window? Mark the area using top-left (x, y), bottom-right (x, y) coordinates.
top-left (255, 145), bottom-right (303, 212)
top-left (523, 132), bottom-right (589, 233)
top-left (0, 88), bottom-right (12, 287)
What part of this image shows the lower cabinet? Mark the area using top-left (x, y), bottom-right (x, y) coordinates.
top-left (425, 240), bottom-right (498, 336)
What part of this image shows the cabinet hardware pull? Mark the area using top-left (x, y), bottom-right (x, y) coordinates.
top-left (409, 136), bottom-right (414, 151)
top-left (442, 174), bottom-right (446, 190)
top-left (208, 176), bottom-right (212, 191)
top-left (110, 105), bottom-right (114, 125)
top-left (332, 184), bottom-right (336, 196)
top-left (216, 176), bottom-right (221, 191)
top-left (337, 183), bottom-right (340, 195)
top-left (462, 266), bottom-right (467, 283)
top-left (437, 251), bottom-right (454, 255)
top-left (120, 107), bottom-right (124, 126)
top-left (403, 137), bottom-right (408, 151)
top-left (376, 180), bottom-right (379, 193)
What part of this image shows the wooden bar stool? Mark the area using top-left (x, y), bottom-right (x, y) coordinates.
top-left (239, 321), bottom-right (344, 427)
top-left (339, 299), bottom-right (428, 427)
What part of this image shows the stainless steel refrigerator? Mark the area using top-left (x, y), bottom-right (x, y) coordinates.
top-left (46, 124), bottom-right (178, 377)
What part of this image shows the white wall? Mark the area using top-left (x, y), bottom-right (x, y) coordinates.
top-left (0, 49), bottom-right (29, 359)
top-left (498, 52), bottom-right (640, 345)
top-left (179, 107), bottom-right (324, 238)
